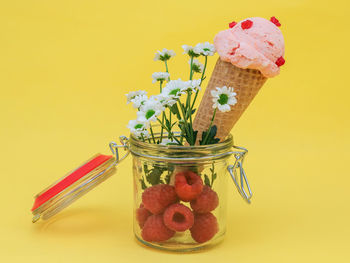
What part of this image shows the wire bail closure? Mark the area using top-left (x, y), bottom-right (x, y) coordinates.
top-left (109, 136), bottom-right (130, 165)
top-left (228, 146), bottom-right (253, 204)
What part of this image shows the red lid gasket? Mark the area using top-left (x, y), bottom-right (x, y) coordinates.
top-left (31, 154), bottom-right (113, 211)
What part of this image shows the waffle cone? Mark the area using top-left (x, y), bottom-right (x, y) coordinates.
top-left (193, 58), bottom-right (267, 142)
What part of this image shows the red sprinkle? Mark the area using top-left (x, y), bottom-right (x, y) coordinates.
top-left (229, 21), bottom-right (237, 28)
top-left (270, 16), bottom-right (281, 27)
top-left (229, 43), bottom-right (240, 55)
top-left (241, 19), bottom-right (253, 30)
top-left (275, 56), bottom-right (285, 67)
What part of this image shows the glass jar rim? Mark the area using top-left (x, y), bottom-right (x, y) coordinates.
top-left (129, 133), bottom-right (233, 150)
top-left (129, 133), bottom-right (234, 161)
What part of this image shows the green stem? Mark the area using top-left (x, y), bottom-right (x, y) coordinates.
top-left (149, 124), bottom-right (156, 144)
top-left (164, 60), bottom-right (169, 75)
top-left (160, 81), bottom-right (163, 93)
top-left (189, 105), bottom-right (193, 129)
top-left (173, 104), bottom-right (182, 120)
top-left (186, 91), bottom-right (195, 145)
top-left (189, 56), bottom-right (194, 80)
top-left (171, 103), bottom-right (184, 142)
top-left (191, 56), bottom-right (208, 110)
top-left (168, 110), bottom-right (172, 139)
top-left (191, 90), bottom-right (199, 111)
top-left (202, 108), bottom-right (217, 145)
top-left (157, 118), bottom-right (182, 145)
top-left (178, 100), bottom-right (191, 143)
top-left (186, 90), bottom-right (192, 117)
top-left (140, 133), bottom-right (146, 142)
top-left (201, 56), bottom-right (208, 81)
top-left (159, 112), bottom-right (165, 143)
top-left (188, 107), bottom-right (195, 145)
top-left (159, 81), bottom-right (165, 143)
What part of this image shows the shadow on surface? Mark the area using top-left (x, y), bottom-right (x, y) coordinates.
top-left (33, 206), bottom-right (130, 237)
top-left (226, 207), bottom-right (299, 248)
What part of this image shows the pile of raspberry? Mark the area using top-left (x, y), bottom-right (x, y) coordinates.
top-left (136, 170), bottom-right (219, 243)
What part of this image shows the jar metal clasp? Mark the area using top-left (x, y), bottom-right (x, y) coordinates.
top-left (228, 146), bottom-right (253, 204)
top-left (109, 136), bottom-right (130, 165)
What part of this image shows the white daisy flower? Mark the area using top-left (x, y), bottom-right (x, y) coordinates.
top-left (189, 59), bottom-right (204, 73)
top-left (152, 72), bottom-right (170, 83)
top-left (194, 42), bottom-right (216, 56)
top-left (211, 86), bottom-right (237, 112)
top-left (137, 97), bottom-right (165, 123)
top-left (126, 90), bottom-right (147, 104)
top-left (161, 79), bottom-right (186, 100)
top-left (153, 48), bottom-right (176, 61)
top-left (182, 44), bottom-right (200, 57)
top-left (182, 79), bottom-right (202, 93)
top-left (156, 94), bottom-right (177, 107)
top-left (130, 94), bottom-right (148, 109)
top-left (127, 120), bottom-right (150, 138)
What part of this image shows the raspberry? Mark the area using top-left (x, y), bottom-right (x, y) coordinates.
top-left (275, 56), bottom-right (285, 67)
top-left (174, 171), bottom-right (203, 201)
top-left (141, 214), bottom-right (175, 242)
top-left (241, 19), bottom-right (253, 30)
top-left (229, 21), bottom-right (237, 28)
top-left (270, 16), bottom-right (281, 27)
top-left (190, 186), bottom-right (219, 213)
top-left (136, 204), bottom-right (151, 228)
top-left (142, 184), bottom-right (178, 214)
top-left (163, 203), bottom-right (194, 232)
top-left (190, 212), bottom-right (218, 243)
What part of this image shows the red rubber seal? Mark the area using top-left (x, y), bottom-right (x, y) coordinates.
top-left (31, 154), bottom-right (113, 211)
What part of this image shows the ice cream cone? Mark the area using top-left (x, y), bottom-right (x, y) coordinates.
top-left (193, 58), bottom-right (267, 142)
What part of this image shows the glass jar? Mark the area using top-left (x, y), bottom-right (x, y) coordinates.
top-left (31, 135), bottom-right (251, 252)
top-left (129, 134), bottom-right (251, 252)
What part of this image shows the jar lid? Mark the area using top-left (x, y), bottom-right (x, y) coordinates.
top-left (31, 137), bottom-right (130, 223)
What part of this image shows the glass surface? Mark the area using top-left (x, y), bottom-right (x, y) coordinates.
top-left (129, 134), bottom-right (233, 251)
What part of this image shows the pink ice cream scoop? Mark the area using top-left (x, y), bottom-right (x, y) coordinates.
top-left (214, 17), bottom-right (285, 78)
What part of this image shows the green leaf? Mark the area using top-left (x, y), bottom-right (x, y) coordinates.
top-left (170, 104), bottom-right (179, 116)
top-left (164, 173), bottom-right (171, 184)
top-left (165, 118), bottom-right (172, 130)
top-left (199, 125), bottom-right (220, 145)
top-left (145, 166), bottom-right (167, 186)
top-left (146, 168), bottom-right (162, 185)
top-left (209, 125), bottom-right (217, 138)
top-left (184, 127), bottom-right (198, 146)
top-left (140, 178), bottom-right (147, 190)
top-left (190, 130), bottom-right (198, 146)
top-left (204, 174), bottom-right (211, 187)
top-left (211, 172), bottom-right (217, 187)
top-left (143, 164), bottom-right (149, 174)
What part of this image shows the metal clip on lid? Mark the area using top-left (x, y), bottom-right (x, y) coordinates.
top-left (228, 146), bottom-right (253, 204)
top-left (109, 136), bottom-right (130, 164)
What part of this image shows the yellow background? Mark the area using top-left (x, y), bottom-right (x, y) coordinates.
top-left (1, 0), bottom-right (349, 262)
